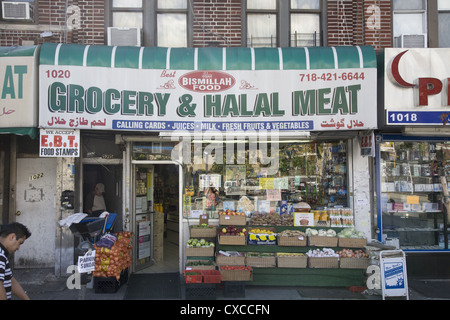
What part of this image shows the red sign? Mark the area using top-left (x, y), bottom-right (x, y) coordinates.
top-left (179, 71), bottom-right (235, 93)
top-left (390, 50), bottom-right (450, 106)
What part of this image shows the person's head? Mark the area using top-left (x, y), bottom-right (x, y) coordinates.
top-left (95, 183), bottom-right (105, 195)
top-left (0, 223), bottom-right (31, 254)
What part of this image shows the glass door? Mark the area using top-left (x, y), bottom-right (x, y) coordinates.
top-left (133, 164), bottom-right (154, 271)
top-left (377, 138), bottom-right (449, 250)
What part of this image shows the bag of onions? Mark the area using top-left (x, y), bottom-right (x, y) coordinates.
top-left (93, 231), bottom-right (133, 281)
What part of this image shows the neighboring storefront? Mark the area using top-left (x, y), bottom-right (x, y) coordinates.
top-left (377, 48), bottom-right (450, 278)
top-left (38, 43), bottom-right (378, 284)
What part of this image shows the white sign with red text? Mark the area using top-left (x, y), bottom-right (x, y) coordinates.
top-left (39, 128), bottom-right (80, 157)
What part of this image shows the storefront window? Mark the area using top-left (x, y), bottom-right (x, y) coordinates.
top-left (182, 140), bottom-right (350, 222)
top-left (132, 142), bottom-right (174, 160)
top-left (379, 140), bottom-right (449, 250)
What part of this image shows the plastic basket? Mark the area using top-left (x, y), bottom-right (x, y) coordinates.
top-left (202, 270), bottom-right (221, 284)
top-left (184, 270), bottom-right (203, 283)
top-left (185, 283), bottom-right (217, 300)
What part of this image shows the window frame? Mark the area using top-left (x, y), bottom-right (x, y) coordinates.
top-left (106, 0), bottom-right (192, 47)
top-left (289, 0), bottom-right (322, 47)
top-left (392, 0), bottom-right (428, 48)
top-left (245, 0), bottom-right (279, 48)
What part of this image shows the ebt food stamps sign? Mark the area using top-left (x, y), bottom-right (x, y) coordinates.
top-left (39, 44), bottom-right (377, 132)
top-left (385, 48), bottom-right (450, 125)
top-left (40, 128), bottom-right (80, 157)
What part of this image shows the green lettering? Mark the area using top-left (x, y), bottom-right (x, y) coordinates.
top-left (254, 94), bottom-right (271, 116)
top-left (293, 90), bottom-right (315, 115)
top-left (317, 88), bottom-right (331, 115)
top-left (331, 86), bottom-right (348, 114)
top-left (137, 92), bottom-right (153, 115)
top-left (155, 93), bottom-right (169, 116)
top-left (271, 92), bottom-right (284, 116)
top-left (122, 90), bottom-right (136, 115)
top-left (222, 94), bottom-right (239, 117)
top-left (347, 84), bottom-right (361, 114)
top-left (239, 94), bottom-right (252, 116)
top-left (14, 65), bottom-right (27, 99)
top-left (48, 82), bottom-right (66, 112)
top-left (85, 87), bottom-right (102, 113)
top-left (2, 66), bottom-right (15, 99)
top-left (204, 95), bottom-right (221, 117)
top-left (105, 88), bottom-right (121, 114)
top-left (68, 84), bottom-right (84, 112)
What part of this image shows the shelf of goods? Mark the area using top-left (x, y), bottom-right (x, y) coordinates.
top-left (217, 225), bottom-right (368, 287)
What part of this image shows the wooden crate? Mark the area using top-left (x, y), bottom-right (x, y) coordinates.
top-left (278, 235), bottom-right (307, 247)
top-left (337, 237), bottom-right (367, 248)
top-left (339, 257), bottom-right (370, 269)
top-left (308, 257), bottom-right (339, 268)
top-left (219, 235), bottom-right (246, 245)
top-left (245, 256), bottom-right (276, 268)
top-left (185, 246), bottom-right (215, 257)
top-left (277, 255), bottom-right (307, 268)
top-left (190, 226), bottom-right (217, 238)
top-left (308, 235), bottom-right (338, 247)
top-left (220, 267), bottom-right (253, 281)
top-left (219, 214), bottom-right (247, 226)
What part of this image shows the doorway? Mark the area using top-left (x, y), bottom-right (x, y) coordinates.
top-left (133, 163), bottom-right (180, 274)
top-left (83, 164), bottom-right (123, 232)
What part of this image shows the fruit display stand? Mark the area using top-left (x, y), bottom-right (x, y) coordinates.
top-left (217, 225), bottom-right (368, 287)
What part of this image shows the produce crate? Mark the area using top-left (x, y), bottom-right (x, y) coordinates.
top-left (190, 226), bottom-right (217, 238)
top-left (93, 269), bottom-right (128, 294)
top-left (245, 255), bottom-right (276, 268)
top-left (185, 283), bottom-right (217, 300)
top-left (248, 227), bottom-right (277, 245)
top-left (277, 255), bottom-right (307, 268)
top-left (308, 235), bottom-right (338, 247)
top-left (278, 235), bottom-right (307, 246)
top-left (184, 270), bottom-right (203, 283)
top-left (185, 259), bottom-right (216, 270)
top-left (219, 234), bottom-right (246, 245)
top-left (220, 267), bottom-right (253, 281)
top-left (308, 257), bottom-right (339, 269)
top-left (338, 237), bottom-right (367, 248)
top-left (185, 246), bottom-right (215, 257)
top-left (219, 214), bottom-right (247, 226)
top-left (223, 281), bottom-right (246, 298)
top-left (202, 270), bottom-right (221, 283)
top-left (339, 257), bottom-right (370, 269)
top-left (216, 252), bottom-right (245, 266)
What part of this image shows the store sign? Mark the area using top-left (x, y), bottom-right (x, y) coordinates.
top-left (385, 48), bottom-right (450, 125)
top-left (0, 46), bottom-right (38, 128)
top-left (39, 45), bottom-right (377, 132)
top-left (39, 128), bottom-right (80, 157)
top-left (360, 131), bottom-right (375, 157)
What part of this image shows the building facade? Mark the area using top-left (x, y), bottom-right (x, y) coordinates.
top-left (1, 0), bottom-right (449, 281)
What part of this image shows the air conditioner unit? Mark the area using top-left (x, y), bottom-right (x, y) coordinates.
top-left (107, 27), bottom-right (141, 47)
top-left (2, 1), bottom-right (33, 20)
top-left (398, 34), bottom-right (427, 48)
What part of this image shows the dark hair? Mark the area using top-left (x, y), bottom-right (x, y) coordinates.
top-left (0, 223), bottom-right (31, 240)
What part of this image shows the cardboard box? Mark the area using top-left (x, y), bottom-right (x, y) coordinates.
top-left (338, 237), bottom-right (367, 248)
top-left (278, 235), bottom-right (307, 246)
top-left (220, 267), bottom-right (253, 281)
top-left (245, 255), bottom-right (276, 268)
top-left (308, 235), bottom-right (338, 247)
top-left (339, 257), bottom-right (370, 269)
top-left (294, 212), bottom-right (314, 226)
top-left (277, 255), bottom-right (307, 268)
top-left (219, 214), bottom-right (247, 226)
top-left (216, 252), bottom-right (245, 265)
top-left (185, 246), bottom-right (215, 257)
top-left (190, 226), bottom-right (217, 238)
top-left (308, 257), bottom-right (339, 268)
top-left (219, 234), bottom-right (246, 245)
top-left (247, 227), bottom-right (277, 245)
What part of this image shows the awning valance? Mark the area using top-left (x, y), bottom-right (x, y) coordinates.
top-left (40, 43), bottom-right (376, 71)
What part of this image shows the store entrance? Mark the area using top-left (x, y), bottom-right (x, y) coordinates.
top-left (134, 163), bottom-right (180, 274)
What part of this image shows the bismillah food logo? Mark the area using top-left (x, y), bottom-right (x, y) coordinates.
top-left (179, 71), bottom-right (236, 93)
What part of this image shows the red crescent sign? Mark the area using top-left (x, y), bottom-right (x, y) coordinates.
top-left (391, 50), bottom-right (415, 88)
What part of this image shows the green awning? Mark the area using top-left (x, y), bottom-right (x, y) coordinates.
top-left (40, 43), bottom-right (376, 70)
top-left (0, 127), bottom-right (38, 139)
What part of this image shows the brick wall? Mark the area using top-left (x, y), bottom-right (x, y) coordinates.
top-left (192, 0), bottom-right (242, 47)
top-left (0, 0), bottom-right (105, 46)
top-left (0, 0), bottom-right (392, 49)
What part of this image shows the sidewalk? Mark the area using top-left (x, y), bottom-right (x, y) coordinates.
top-left (11, 268), bottom-right (448, 300)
